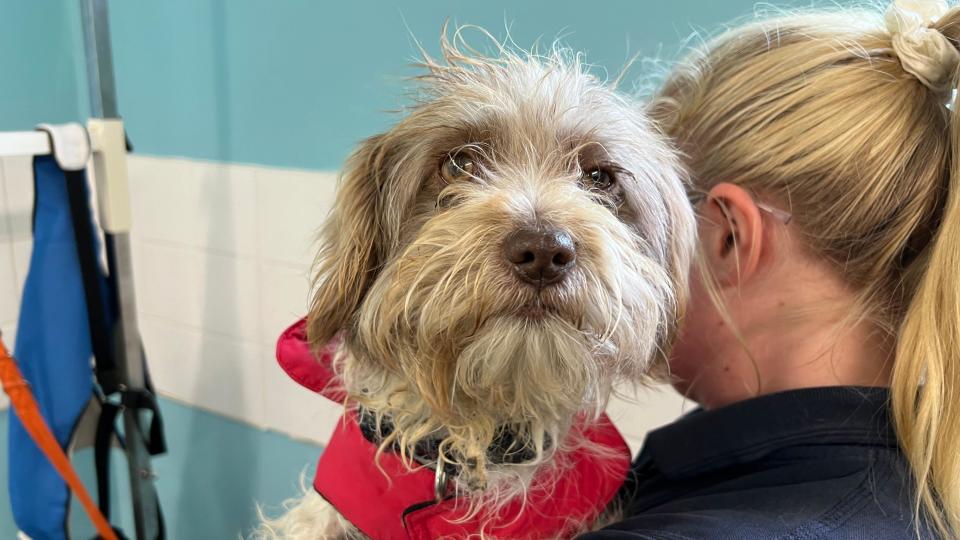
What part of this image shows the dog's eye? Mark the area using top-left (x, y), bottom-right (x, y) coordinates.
top-left (581, 167), bottom-right (615, 191)
top-left (440, 152), bottom-right (477, 184)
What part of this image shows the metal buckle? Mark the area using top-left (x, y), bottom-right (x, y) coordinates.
top-left (434, 454), bottom-right (450, 502)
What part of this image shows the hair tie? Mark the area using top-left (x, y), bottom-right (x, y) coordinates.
top-left (885, 0), bottom-right (960, 96)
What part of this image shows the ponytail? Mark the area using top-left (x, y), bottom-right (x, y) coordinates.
top-left (892, 77), bottom-right (960, 540)
top-left (891, 11), bottom-right (960, 538)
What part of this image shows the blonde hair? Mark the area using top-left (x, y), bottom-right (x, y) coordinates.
top-left (651, 5), bottom-right (960, 537)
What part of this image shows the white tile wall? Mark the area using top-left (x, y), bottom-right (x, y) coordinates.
top-left (0, 156), bottom-right (34, 411)
top-left (133, 242), bottom-right (261, 340)
top-left (608, 386), bottom-right (691, 453)
top-left (0, 247), bottom-right (19, 330)
top-left (263, 353), bottom-right (344, 444)
top-left (255, 166), bottom-right (337, 268)
top-left (139, 314), bottom-right (266, 427)
top-left (0, 152), bottom-right (688, 450)
top-left (126, 155), bottom-right (340, 439)
top-left (127, 156), bottom-right (259, 256)
top-left (257, 262), bottom-right (311, 362)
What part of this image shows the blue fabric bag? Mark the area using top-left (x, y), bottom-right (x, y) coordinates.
top-left (8, 156), bottom-right (101, 539)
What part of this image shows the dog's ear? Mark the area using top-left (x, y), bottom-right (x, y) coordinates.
top-left (307, 134), bottom-right (389, 348)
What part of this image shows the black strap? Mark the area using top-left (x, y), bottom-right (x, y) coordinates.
top-left (355, 408), bottom-right (547, 476)
top-left (94, 403), bottom-right (121, 520)
top-left (121, 387), bottom-right (167, 456)
top-left (92, 391), bottom-right (166, 540)
top-left (64, 165), bottom-right (166, 539)
top-left (64, 168), bottom-right (122, 394)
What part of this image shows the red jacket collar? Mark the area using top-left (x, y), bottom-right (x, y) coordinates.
top-left (276, 318), bottom-right (630, 540)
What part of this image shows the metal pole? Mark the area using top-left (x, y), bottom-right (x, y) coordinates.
top-left (80, 0), bottom-right (118, 119)
top-left (80, 1), bottom-right (161, 538)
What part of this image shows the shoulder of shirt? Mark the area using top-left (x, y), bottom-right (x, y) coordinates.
top-left (577, 530), bottom-right (695, 540)
top-left (585, 455), bottom-right (924, 540)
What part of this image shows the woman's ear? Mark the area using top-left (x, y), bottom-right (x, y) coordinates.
top-left (307, 134), bottom-right (388, 348)
top-left (698, 182), bottom-right (765, 288)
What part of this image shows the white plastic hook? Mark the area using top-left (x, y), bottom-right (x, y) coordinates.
top-left (35, 123), bottom-right (91, 172)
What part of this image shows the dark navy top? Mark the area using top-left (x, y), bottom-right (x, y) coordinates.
top-left (581, 386), bottom-right (936, 539)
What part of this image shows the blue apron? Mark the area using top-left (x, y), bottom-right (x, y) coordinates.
top-left (8, 156), bottom-right (99, 539)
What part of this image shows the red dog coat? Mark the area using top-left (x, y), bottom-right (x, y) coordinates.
top-left (277, 318), bottom-right (630, 540)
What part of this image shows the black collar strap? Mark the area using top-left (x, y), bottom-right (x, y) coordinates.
top-left (355, 407), bottom-right (548, 476)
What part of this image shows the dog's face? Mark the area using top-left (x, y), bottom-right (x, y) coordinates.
top-left (308, 41), bottom-right (694, 487)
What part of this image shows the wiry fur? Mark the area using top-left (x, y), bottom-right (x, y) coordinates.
top-left (255, 29), bottom-right (694, 539)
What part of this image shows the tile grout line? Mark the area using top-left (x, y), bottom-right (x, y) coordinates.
top-left (138, 311), bottom-right (266, 349)
top-left (0, 159), bottom-right (25, 317)
top-left (157, 391), bottom-right (326, 448)
top-left (0, 158), bottom-right (21, 412)
top-left (253, 167), bottom-right (270, 432)
top-left (133, 235), bottom-right (311, 272)
top-left (155, 390), bottom-right (325, 447)
top-left (128, 153), bottom-right (340, 181)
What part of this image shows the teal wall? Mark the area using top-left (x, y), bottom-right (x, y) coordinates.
top-left (0, 0), bottom-right (803, 171)
top-left (0, 1), bottom-right (87, 129)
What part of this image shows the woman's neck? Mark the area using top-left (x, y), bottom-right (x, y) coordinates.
top-left (675, 265), bottom-right (895, 410)
top-left (746, 313), bottom-right (894, 398)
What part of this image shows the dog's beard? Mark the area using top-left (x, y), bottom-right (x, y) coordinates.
top-left (342, 184), bottom-right (674, 491)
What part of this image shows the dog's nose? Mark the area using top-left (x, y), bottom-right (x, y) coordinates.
top-left (502, 227), bottom-right (576, 285)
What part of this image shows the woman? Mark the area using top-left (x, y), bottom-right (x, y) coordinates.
top-left (584, 1), bottom-right (960, 538)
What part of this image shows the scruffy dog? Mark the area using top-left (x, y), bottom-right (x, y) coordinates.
top-left (258, 33), bottom-right (695, 539)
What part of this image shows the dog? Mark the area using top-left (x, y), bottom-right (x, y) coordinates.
top-left (256, 31), bottom-right (695, 539)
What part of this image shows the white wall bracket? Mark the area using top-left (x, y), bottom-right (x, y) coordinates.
top-left (86, 119), bottom-right (131, 234)
top-left (35, 123), bottom-right (91, 172)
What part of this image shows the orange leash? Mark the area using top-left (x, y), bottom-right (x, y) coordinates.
top-left (0, 334), bottom-right (118, 540)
